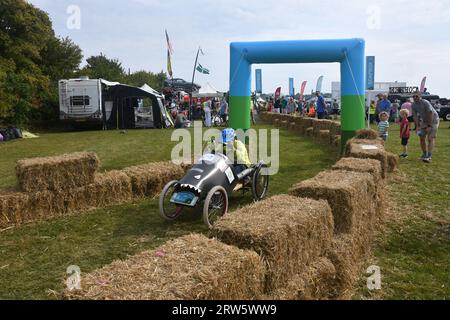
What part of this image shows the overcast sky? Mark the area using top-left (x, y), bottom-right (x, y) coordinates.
top-left (29, 0), bottom-right (450, 97)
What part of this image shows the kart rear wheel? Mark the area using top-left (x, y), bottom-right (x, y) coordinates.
top-left (159, 180), bottom-right (184, 221)
top-left (252, 165), bottom-right (269, 201)
top-left (203, 186), bottom-right (228, 228)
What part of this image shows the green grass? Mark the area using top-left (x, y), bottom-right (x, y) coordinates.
top-left (0, 125), bottom-right (339, 299)
top-left (2, 122), bottom-right (448, 300)
top-left (355, 122), bottom-right (450, 300)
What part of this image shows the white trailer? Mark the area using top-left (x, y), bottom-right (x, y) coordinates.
top-left (59, 77), bottom-right (111, 123)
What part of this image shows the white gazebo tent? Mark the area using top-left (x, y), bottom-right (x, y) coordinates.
top-left (192, 82), bottom-right (224, 98)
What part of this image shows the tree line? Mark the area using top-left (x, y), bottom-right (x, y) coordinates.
top-left (0, 0), bottom-right (166, 126)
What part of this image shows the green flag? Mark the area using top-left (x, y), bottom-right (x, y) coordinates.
top-left (196, 64), bottom-right (210, 75)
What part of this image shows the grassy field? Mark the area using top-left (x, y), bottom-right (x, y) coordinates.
top-left (1, 121), bottom-right (449, 300)
top-left (0, 124), bottom-right (339, 299)
top-left (355, 122), bottom-right (450, 299)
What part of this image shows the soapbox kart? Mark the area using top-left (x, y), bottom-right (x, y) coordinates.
top-left (159, 153), bottom-right (269, 227)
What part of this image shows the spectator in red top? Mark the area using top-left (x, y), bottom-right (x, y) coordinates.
top-left (399, 109), bottom-right (411, 158)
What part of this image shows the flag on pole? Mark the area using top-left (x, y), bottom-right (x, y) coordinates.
top-left (165, 29), bottom-right (174, 55)
top-left (196, 63), bottom-right (210, 75)
top-left (199, 47), bottom-right (205, 56)
top-left (299, 81), bottom-right (307, 101)
top-left (167, 49), bottom-right (173, 78)
top-left (420, 76), bottom-right (427, 93)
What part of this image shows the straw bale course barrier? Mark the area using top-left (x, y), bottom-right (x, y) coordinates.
top-left (210, 195), bottom-right (334, 293)
top-left (65, 234), bottom-right (265, 300)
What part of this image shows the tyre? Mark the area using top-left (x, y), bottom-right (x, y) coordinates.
top-left (252, 165), bottom-right (269, 201)
top-left (203, 186), bottom-right (228, 228)
top-left (444, 111), bottom-right (450, 121)
top-left (159, 181), bottom-right (184, 221)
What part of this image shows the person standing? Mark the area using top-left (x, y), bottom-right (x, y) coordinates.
top-left (274, 98), bottom-right (281, 113)
top-left (399, 109), bottom-right (411, 158)
top-left (401, 98), bottom-right (414, 123)
top-left (315, 91), bottom-right (326, 119)
top-left (412, 92), bottom-right (440, 163)
top-left (267, 98), bottom-right (274, 113)
top-left (203, 99), bottom-right (212, 127)
top-left (369, 100), bottom-right (377, 124)
top-left (391, 100), bottom-right (400, 122)
top-left (281, 97), bottom-right (288, 114)
top-left (378, 112), bottom-right (390, 142)
top-left (332, 99), bottom-right (340, 119)
top-left (287, 97), bottom-right (297, 114)
top-left (379, 94), bottom-right (392, 115)
top-left (219, 98), bottom-right (229, 125)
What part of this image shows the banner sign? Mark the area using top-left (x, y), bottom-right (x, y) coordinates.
top-left (275, 87), bottom-right (281, 100)
top-left (289, 78), bottom-right (294, 96)
top-left (299, 81), bottom-right (307, 101)
top-left (366, 56), bottom-right (375, 90)
top-left (316, 76), bottom-right (324, 92)
top-left (389, 87), bottom-right (419, 94)
top-left (420, 76), bottom-right (427, 93)
top-left (255, 69), bottom-right (262, 94)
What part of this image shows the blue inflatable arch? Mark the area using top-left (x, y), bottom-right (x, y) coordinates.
top-left (229, 38), bottom-right (366, 144)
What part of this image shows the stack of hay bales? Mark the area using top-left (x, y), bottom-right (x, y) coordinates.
top-left (210, 195), bottom-right (334, 296)
top-left (122, 162), bottom-right (184, 198)
top-left (289, 170), bottom-right (379, 298)
top-left (1, 152), bottom-right (188, 229)
top-left (16, 152), bottom-right (99, 192)
top-left (65, 234), bottom-right (265, 300)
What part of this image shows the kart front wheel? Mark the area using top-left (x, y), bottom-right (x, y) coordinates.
top-left (252, 165), bottom-right (269, 201)
top-left (159, 180), bottom-right (184, 221)
top-left (203, 186), bottom-right (228, 228)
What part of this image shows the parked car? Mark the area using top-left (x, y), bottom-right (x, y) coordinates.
top-left (437, 104), bottom-right (450, 121)
top-left (163, 78), bottom-right (201, 93)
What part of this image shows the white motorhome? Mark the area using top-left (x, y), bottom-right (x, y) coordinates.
top-left (59, 77), bottom-right (171, 129)
top-left (59, 77), bottom-right (116, 123)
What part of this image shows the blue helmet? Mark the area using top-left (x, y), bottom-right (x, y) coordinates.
top-left (219, 128), bottom-right (236, 143)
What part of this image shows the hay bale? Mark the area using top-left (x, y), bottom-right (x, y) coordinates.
top-left (289, 170), bottom-right (376, 234)
top-left (355, 128), bottom-right (379, 140)
top-left (210, 195), bottom-right (334, 293)
top-left (298, 117), bottom-right (314, 129)
top-left (65, 234), bottom-right (265, 300)
top-left (332, 158), bottom-right (385, 219)
top-left (269, 257), bottom-right (336, 300)
top-left (325, 230), bottom-right (371, 299)
top-left (313, 120), bottom-right (333, 137)
top-left (305, 127), bottom-right (314, 137)
top-left (386, 152), bottom-right (399, 172)
top-left (122, 162), bottom-right (184, 198)
top-left (329, 122), bottom-right (341, 138)
top-left (288, 122), bottom-right (297, 131)
top-left (318, 130), bottom-right (331, 144)
top-left (85, 170), bottom-right (133, 208)
top-left (344, 139), bottom-right (388, 178)
top-left (332, 157), bottom-right (383, 185)
top-left (0, 192), bottom-right (30, 229)
top-left (16, 152), bottom-right (99, 192)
